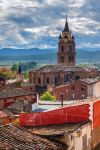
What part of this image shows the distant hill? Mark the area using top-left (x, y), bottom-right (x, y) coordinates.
top-left (0, 48), bottom-right (100, 66)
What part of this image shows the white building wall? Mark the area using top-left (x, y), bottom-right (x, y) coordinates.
top-left (93, 81), bottom-right (100, 98)
top-left (72, 123), bottom-right (92, 150)
top-left (87, 84), bottom-right (93, 97)
top-left (87, 81), bottom-right (100, 98)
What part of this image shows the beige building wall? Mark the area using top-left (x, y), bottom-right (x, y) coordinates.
top-left (73, 123), bottom-right (92, 150)
top-left (93, 81), bottom-right (100, 98)
top-left (88, 84), bottom-right (93, 97)
top-left (87, 81), bottom-right (100, 98)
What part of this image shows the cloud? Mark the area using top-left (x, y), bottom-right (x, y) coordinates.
top-left (0, 0), bottom-right (99, 49)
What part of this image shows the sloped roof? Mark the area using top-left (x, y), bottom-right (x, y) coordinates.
top-left (0, 88), bottom-right (34, 99)
top-left (26, 122), bottom-right (90, 137)
top-left (31, 65), bottom-right (85, 73)
top-left (0, 125), bottom-right (66, 150)
top-left (81, 78), bottom-right (100, 84)
top-left (5, 100), bottom-right (32, 114)
top-left (63, 19), bottom-right (69, 32)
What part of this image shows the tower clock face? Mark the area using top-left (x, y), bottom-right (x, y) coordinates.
top-left (64, 39), bottom-right (67, 42)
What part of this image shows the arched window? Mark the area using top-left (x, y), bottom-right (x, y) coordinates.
top-left (47, 78), bottom-right (49, 84)
top-left (38, 78), bottom-right (41, 84)
top-left (61, 46), bottom-right (64, 52)
top-left (55, 77), bottom-right (58, 85)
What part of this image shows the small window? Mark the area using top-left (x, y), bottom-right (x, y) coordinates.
top-left (81, 85), bottom-right (85, 91)
top-left (75, 76), bottom-right (80, 80)
top-left (71, 85), bottom-right (75, 90)
top-left (55, 77), bottom-right (58, 85)
top-left (61, 46), bottom-right (64, 52)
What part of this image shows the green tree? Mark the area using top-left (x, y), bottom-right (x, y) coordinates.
top-left (24, 71), bottom-right (29, 79)
top-left (11, 63), bottom-right (19, 71)
top-left (40, 91), bottom-right (56, 101)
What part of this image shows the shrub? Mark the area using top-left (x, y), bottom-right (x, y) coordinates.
top-left (40, 91), bottom-right (56, 101)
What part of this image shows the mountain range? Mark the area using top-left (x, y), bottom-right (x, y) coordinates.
top-left (0, 48), bottom-right (100, 66)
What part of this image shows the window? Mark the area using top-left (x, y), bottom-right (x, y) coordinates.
top-left (81, 85), bottom-right (85, 91)
top-left (55, 77), bottom-right (58, 85)
top-left (47, 78), bottom-right (49, 84)
top-left (71, 85), bottom-right (75, 90)
top-left (69, 46), bottom-right (73, 52)
top-left (64, 75), bottom-right (69, 82)
top-left (75, 76), bottom-right (80, 80)
top-left (38, 78), bottom-right (41, 84)
top-left (61, 46), bottom-right (64, 52)
top-left (61, 56), bottom-right (64, 63)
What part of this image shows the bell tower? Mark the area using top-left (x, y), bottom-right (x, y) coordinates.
top-left (57, 18), bottom-right (76, 66)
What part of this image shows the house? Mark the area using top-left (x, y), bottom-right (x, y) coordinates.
top-left (82, 78), bottom-right (100, 98)
top-left (48, 78), bottom-right (100, 101)
top-left (50, 80), bottom-right (88, 101)
top-left (5, 100), bottom-right (33, 114)
top-left (0, 87), bottom-right (36, 109)
top-left (27, 121), bottom-right (92, 150)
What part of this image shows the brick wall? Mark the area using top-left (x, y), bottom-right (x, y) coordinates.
top-left (53, 80), bottom-right (88, 101)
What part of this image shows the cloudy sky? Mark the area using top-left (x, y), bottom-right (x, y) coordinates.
top-left (0, 0), bottom-right (100, 49)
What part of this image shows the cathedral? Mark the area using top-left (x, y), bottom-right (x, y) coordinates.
top-left (29, 19), bottom-right (99, 90)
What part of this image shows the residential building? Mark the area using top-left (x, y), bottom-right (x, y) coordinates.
top-left (28, 122), bottom-right (92, 150)
top-left (0, 87), bottom-right (35, 109)
top-left (49, 78), bottom-right (100, 101)
top-left (50, 80), bottom-right (88, 101)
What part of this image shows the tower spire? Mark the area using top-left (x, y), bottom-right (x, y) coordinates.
top-left (63, 16), bottom-right (69, 32)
